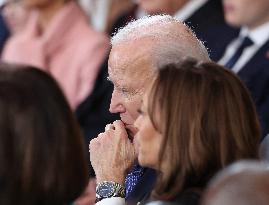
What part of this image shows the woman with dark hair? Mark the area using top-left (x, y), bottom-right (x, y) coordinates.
top-left (134, 59), bottom-right (260, 204)
top-left (0, 63), bottom-right (88, 205)
top-left (90, 58), bottom-right (261, 205)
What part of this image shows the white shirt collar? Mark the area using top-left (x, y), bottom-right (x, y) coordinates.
top-left (174, 0), bottom-right (208, 21)
top-left (240, 21), bottom-right (269, 46)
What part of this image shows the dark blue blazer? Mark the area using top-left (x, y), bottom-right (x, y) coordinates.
top-left (126, 168), bottom-right (157, 205)
top-left (213, 38), bottom-right (269, 139)
top-left (184, 0), bottom-right (239, 58)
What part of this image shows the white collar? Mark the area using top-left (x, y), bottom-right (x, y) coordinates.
top-left (174, 0), bottom-right (208, 21)
top-left (240, 21), bottom-right (269, 46)
top-left (0, 0), bottom-right (5, 7)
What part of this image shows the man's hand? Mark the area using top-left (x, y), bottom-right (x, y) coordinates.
top-left (89, 120), bottom-right (136, 185)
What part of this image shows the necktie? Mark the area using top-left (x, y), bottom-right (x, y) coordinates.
top-left (225, 36), bottom-right (254, 69)
top-left (125, 164), bottom-right (144, 198)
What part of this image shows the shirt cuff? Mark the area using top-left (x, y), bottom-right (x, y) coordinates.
top-left (95, 197), bottom-right (125, 205)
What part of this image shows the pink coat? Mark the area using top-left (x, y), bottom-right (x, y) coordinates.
top-left (2, 1), bottom-right (109, 109)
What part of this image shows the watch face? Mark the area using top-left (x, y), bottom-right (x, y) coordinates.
top-left (97, 182), bottom-right (116, 198)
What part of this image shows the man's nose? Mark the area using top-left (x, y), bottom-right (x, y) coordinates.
top-left (109, 90), bottom-right (125, 113)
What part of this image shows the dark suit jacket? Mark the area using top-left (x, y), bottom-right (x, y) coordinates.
top-left (213, 39), bottom-right (269, 139)
top-left (184, 0), bottom-right (239, 60)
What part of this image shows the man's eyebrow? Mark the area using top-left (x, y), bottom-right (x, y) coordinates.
top-left (106, 77), bottom-right (122, 89)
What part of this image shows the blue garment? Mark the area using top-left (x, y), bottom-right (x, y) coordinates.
top-left (126, 167), bottom-right (157, 204)
top-left (212, 36), bottom-right (269, 139)
top-left (125, 164), bottom-right (144, 197)
top-left (184, 0), bottom-right (239, 59)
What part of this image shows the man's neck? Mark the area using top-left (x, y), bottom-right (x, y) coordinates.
top-left (247, 16), bottom-right (269, 31)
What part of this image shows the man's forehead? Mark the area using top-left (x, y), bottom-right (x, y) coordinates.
top-left (110, 45), bottom-right (155, 72)
top-left (108, 65), bottom-right (146, 91)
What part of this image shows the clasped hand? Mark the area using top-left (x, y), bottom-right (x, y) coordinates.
top-left (89, 120), bottom-right (136, 185)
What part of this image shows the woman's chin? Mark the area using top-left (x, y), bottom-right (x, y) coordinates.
top-left (138, 154), bottom-right (156, 169)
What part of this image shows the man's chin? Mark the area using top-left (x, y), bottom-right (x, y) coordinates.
top-left (125, 124), bottom-right (138, 135)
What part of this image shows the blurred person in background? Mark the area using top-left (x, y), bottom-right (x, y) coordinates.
top-left (202, 161), bottom-right (269, 205)
top-left (133, 0), bottom-right (239, 58)
top-left (0, 0), bottom-right (10, 54)
top-left (0, 64), bottom-right (88, 205)
top-left (1, 0), bottom-right (29, 34)
top-left (1, 0), bottom-right (109, 110)
top-left (90, 59), bottom-right (261, 205)
top-left (212, 0), bottom-right (269, 139)
top-left (79, 0), bottom-right (135, 34)
top-left (0, 12), bottom-right (9, 54)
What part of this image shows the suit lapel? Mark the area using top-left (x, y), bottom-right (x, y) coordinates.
top-left (238, 40), bottom-right (269, 91)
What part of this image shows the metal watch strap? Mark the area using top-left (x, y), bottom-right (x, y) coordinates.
top-left (95, 181), bottom-right (125, 203)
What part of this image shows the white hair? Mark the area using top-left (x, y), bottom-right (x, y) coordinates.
top-left (209, 160), bottom-right (269, 185)
top-left (111, 15), bottom-right (181, 45)
top-left (204, 160), bottom-right (269, 205)
top-left (111, 14), bottom-right (210, 68)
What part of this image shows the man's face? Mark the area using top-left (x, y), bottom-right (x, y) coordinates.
top-left (223, 0), bottom-right (269, 29)
top-left (108, 40), bottom-right (154, 135)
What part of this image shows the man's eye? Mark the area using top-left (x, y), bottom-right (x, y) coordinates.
top-left (120, 88), bottom-right (129, 95)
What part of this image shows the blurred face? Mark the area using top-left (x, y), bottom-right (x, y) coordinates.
top-left (223, 0), bottom-right (269, 29)
top-left (134, 91), bottom-right (162, 169)
top-left (108, 40), bottom-right (154, 136)
top-left (137, 0), bottom-right (188, 15)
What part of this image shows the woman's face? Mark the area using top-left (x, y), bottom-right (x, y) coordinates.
top-left (134, 91), bottom-right (163, 170)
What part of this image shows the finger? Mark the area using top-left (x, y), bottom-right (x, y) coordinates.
top-left (97, 132), bottom-right (105, 137)
top-left (105, 123), bottom-right (115, 131)
top-left (89, 137), bottom-right (101, 150)
top-left (113, 120), bottom-right (128, 137)
top-left (113, 120), bottom-right (126, 131)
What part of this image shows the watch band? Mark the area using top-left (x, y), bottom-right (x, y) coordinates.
top-left (96, 181), bottom-right (125, 203)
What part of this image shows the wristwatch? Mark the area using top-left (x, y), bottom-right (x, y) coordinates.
top-left (95, 181), bottom-right (125, 202)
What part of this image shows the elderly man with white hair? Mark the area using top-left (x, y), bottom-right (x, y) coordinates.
top-left (89, 15), bottom-right (209, 205)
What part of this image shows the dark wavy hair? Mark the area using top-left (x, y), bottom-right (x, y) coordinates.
top-left (0, 64), bottom-right (88, 205)
top-left (148, 58), bottom-right (261, 200)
